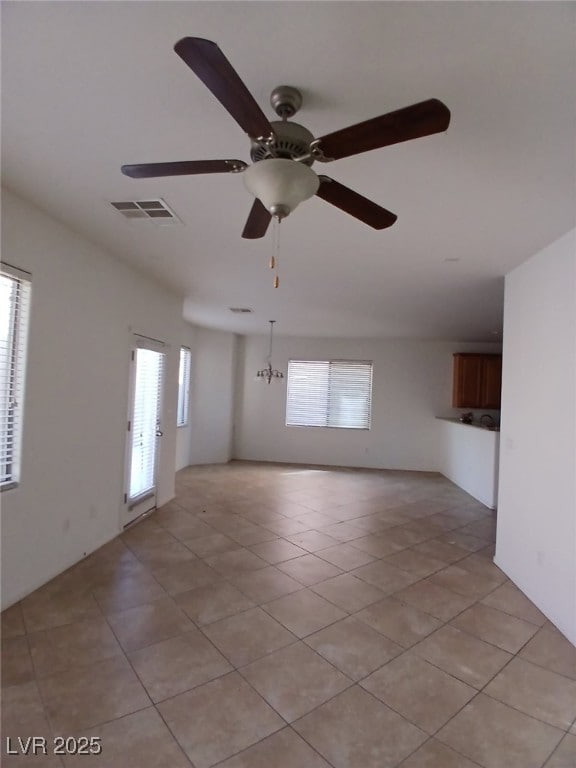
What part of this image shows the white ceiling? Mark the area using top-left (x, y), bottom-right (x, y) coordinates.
top-left (2, 1), bottom-right (575, 340)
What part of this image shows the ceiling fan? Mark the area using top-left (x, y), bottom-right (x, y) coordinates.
top-left (121, 38), bottom-right (451, 239)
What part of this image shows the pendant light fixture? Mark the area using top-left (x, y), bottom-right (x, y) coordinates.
top-left (256, 320), bottom-right (284, 383)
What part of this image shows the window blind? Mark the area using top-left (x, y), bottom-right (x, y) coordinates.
top-left (286, 360), bottom-right (373, 429)
top-left (129, 348), bottom-right (164, 500)
top-left (177, 346), bottom-right (191, 427)
top-left (0, 265), bottom-right (31, 487)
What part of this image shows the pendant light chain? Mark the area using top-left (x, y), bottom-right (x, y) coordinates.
top-left (255, 320), bottom-right (284, 384)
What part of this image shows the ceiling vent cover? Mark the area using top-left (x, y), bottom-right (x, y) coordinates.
top-left (110, 199), bottom-right (181, 224)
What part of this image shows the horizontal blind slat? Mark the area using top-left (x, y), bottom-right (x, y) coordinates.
top-left (286, 359), bottom-right (372, 429)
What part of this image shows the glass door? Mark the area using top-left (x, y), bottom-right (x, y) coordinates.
top-left (124, 341), bottom-right (165, 526)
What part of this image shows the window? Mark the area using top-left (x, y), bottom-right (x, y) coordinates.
top-left (1, 264), bottom-right (31, 488)
top-left (286, 360), bottom-right (373, 429)
top-left (177, 346), bottom-right (191, 427)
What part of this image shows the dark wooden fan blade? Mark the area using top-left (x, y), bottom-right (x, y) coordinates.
top-left (315, 99), bottom-right (451, 161)
top-left (121, 160), bottom-right (247, 178)
top-left (242, 198), bottom-right (272, 239)
top-left (174, 37), bottom-right (274, 141)
top-left (316, 176), bottom-right (397, 229)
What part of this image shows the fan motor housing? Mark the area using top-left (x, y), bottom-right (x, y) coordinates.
top-left (250, 121), bottom-right (316, 166)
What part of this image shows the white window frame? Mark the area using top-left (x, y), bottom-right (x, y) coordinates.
top-left (1, 263), bottom-right (32, 490)
top-left (177, 346), bottom-right (191, 427)
top-left (286, 359), bottom-right (373, 430)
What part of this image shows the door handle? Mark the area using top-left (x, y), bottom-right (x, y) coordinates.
top-left (156, 430), bottom-right (163, 437)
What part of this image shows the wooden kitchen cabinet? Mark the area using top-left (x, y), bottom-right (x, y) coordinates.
top-left (452, 353), bottom-right (502, 408)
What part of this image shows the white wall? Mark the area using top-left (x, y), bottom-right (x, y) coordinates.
top-left (496, 229), bottom-right (576, 644)
top-left (188, 327), bottom-right (237, 466)
top-left (437, 420), bottom-right (500, 508)
top-left (1, 188), bottom-right (184, 609)
top-left (234, 335), bottom-right (501, 471)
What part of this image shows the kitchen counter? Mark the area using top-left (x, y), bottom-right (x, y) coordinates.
top-left (436, 417), bottom-right (500, 509)
top-left (436, 417), bottom-right (500, 432)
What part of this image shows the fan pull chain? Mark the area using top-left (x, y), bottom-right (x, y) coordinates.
top-left (271, 216), bottom-right (281, 288)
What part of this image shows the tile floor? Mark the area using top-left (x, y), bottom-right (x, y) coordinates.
top-left (2, 461), bottom-right (576, 767)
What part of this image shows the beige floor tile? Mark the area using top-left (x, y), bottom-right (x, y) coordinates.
top-left (202, 606), bottom-right (294, 666)
top-left (216, 727), bottom-right (331, 768)
top-left (317, 543), bottom-right (378, 570)
top-left (346, 514), bottom-right (392, 534)
top-left (91, 571), bottom-right (167, 613)
top-left (311, 573), bottom-right (385, 612)
top-left (520, 626), bottom-right (576, 680)
top-left (414, 624), bottom-right (511, 688)
top-left (127, 538), bottom-right (197, 570)
top-left (28, 617), bottom-right (122, 678)
top-left (357, 597), bottom-right (442, 648)
top-left (277, 554), bottom-right (343, 585)
top-left (205, 548), bottom-right (268, 576)
top-left (1, 681), bottom-right (51, 737)
top-left (436, 693), bottom-right (563, 768)
top-left (435, 531), bottom-right (487, 552)
top-left (293, 684), bottom-right (427, 768)
top-left (231, 565), bottom-right (303, 603)
top-left (175, 581), bottom-right (255, 625)
top-left (429, 564), bottom-right (502, 599)
top-left (151, 559), bottom-right (220, 595)
top-left (157, 671), bottom-right (284, 768)
top-left (264, 589), bottom-right (346, 638)
top-left (393, 579), bottom-right (476, 621)
top-left (241, 641), bottom-right (351, 721)
top-left (353, 560), bottom-right (419, 593)
top-left (350, 533), bottom-right (406, 558)
top-left (481, 581), bottom-right (547, 625)
top-left (1, 636), bottom-right (35, 687)
top-left (38, 656), bottom-right (150, 733)
top-left (63, 707), bottom-right (191, 767)
top-left (249, 539), bottom-right (307, 564)
top-left (451, 602), bottom-right (539, 653)
top-left (361, 652), bottom-right (475, 733)
top-left (316, 522), bottom-right (366, 542)
top-left (545, 734), bottom-right (576, 768)
top-left (484, 657), bottom-right (576, 729)
top-left (21, 589), bottom-right (102, 633)
top-left (291, 511), bottom-right (339, 530)
top-left (1, 603), bottom-right (26, 638)
top-left (305, 616), bottom-right (403, 680)
top-left (155, 509), bottom-right (215, 540)
top-left (456, 552), bottom-right (507, 583)
top-left (106, 597), bottom-right (194, 652)
top-left (376, 526), bottom-right (432, 548)
top-left (396, 520), bottom-right (443, 544)
top-left (262, 518), bottom-right (310, 536)
top-left (459, 518), bottom-right (496, 541)
top-left (128, 631), bottom-right (232, 702)
top-left (383, 550), bottom-right (446, 578)
top-left (285, 530), bottom-right (340, 553)
top-left (227, 524), bottom-right (279, 546)
top-left (400, 738), bottom-right (480, 767)
top-left (184, 531), bottom-right (241, 558)
top-left (412, 539), bottom-right (469, 564)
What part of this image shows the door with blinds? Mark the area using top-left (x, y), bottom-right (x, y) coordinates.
top-left (124, 336), bottom-right (165, 526)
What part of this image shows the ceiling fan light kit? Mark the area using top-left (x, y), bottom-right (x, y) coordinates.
top-left (243, 159), bottom-right (319, 219)
top-left (121, 36), bottom-right (451, 238)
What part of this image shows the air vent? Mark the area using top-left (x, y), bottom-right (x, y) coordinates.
top-left (110, 199), bottom-right (181, 224)
top-left (229, 307), bottom-right (253, 314)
